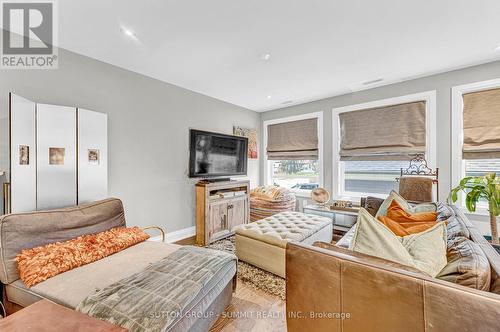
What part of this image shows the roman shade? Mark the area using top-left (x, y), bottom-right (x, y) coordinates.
top-left (339, 101), bottom-right (426, 161)
top-left (463, 88), bottom-right (500, 159)
top-left (267, 118), bottom-right (318, 160)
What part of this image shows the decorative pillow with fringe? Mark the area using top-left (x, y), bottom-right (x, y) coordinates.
top-left (16, 227), bottom-right (149, 287)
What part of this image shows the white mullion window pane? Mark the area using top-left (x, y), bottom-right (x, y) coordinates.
top-left (464, 159), bottom-right (500, 207)
top-left (270, 160), bottom-right (319, 194)
top-left (465, 159), bottom-right (500, 177)
top-left (343, 160), bottom-right (409, 196)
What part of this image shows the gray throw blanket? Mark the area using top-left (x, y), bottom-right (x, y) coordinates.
top-left (77, 246), bottom-right (236, 332)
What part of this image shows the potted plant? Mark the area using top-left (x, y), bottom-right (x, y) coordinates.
top-left (450, 173), bottom-right (500, 245)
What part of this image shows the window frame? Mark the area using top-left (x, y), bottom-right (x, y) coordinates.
top-left (332, 91), bottom-right (437, 201)
top-left (451, 79), bottom-right (500, 213)
top-left (263, 112), bottom-right (324, 196)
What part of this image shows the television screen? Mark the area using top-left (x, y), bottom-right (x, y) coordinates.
top-left (189, 130), bottom-right (248, 178)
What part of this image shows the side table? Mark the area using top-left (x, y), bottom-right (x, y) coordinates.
top-left (303, 204), bottom-right (359, 235)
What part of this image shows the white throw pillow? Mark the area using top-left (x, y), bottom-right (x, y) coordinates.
top-left (375, 190), bottom-right (437, 218)
top-left (350, 208), bottom-right (447, 277)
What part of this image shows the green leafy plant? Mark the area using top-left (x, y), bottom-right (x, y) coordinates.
top-left (450, 173), bottom-right (500, 245)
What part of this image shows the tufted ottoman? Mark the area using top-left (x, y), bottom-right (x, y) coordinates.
top-left (234, 211), bottom-right (332, 277)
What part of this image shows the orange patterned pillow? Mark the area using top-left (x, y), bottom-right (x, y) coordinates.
top-left (16, 227), bottom-right (149, 287)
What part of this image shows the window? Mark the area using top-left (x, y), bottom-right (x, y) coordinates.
top-left (343, 160), bottom-right (408, 195)
top-left (333, 92), bottom-right (436, 199)
top-left (270, 159), bottom-right (320, 193)
top-left (452, 80), bottom-right (500, 210)
top-left (264, 113), bottom-right (323, 195)
top-left (465, 160), bottom-right (500, 177)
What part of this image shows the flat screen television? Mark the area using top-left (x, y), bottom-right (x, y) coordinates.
top-left (189, 129), bottom-right (248, 178)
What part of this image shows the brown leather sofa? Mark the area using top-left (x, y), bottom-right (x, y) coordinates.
top-left (286, 206), bottom-right (500, 332)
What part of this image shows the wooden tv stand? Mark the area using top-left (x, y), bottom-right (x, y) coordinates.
top-left (195, 180), bottom-right (250, 246)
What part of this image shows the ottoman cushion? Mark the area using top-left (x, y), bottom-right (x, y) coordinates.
top-left (234, 212), bottom-right (332, 277)
top-left (235, 211), bottom-right (332, 248)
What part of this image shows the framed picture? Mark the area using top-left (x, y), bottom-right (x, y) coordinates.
top-left (88, 149), bottom-right (100, 165)
top-left (233, 126), bottom-right (258, 159)
top-left (19, 145), bottom-right (29, 165)
top-left (49, 147), bottom-right (65, 165)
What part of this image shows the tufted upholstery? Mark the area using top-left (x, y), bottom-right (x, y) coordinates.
top-left (234, 211), bottom-right (331, 249)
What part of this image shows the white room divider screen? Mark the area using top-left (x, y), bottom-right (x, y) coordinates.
top-left (8, 93), bottom-right (108, 213)
top-left (9, 94), bottom-right (36, 213)
top-left (36, 103), bottom-right (78, 210)
top-left (78, 109), bottom-right (108, 204)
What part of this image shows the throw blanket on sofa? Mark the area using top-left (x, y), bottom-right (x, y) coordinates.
top-left (77, 246), bottom-right (236, 332)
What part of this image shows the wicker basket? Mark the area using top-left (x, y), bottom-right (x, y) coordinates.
top-left (249, 186), bottom-right (296, 222)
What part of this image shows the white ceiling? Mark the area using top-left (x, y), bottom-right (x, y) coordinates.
top-left (58, 0), bottom-right (500, 112)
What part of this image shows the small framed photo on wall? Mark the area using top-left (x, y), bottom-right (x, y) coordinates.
top-left (49, 147), bottom-right (65, 165)
top-left (19, 145), bottom-right (29, 165)
top-left (88, 149), bottom-right (100, 165)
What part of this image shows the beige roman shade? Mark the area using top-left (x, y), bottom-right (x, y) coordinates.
top-left (267, 118), bottom-right (318, 160)
top-left (339, 101), bottom-right (426, 161)
top-left (463, 88), bottom-right (500, 159)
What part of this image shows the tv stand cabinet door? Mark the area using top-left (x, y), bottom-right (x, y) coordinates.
top-left (208, 200), bottom-right (229, 242)
top-left (227, 196), bottom-right (248, 230)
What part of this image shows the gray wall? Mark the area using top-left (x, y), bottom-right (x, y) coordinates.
top-left (0, 48), bottom-right (260, 233)
top-left (261, 60), bottom-right (500, 234)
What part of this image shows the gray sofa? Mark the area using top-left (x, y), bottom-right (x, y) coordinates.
top-left (0, 198), bottom-right (236, 331)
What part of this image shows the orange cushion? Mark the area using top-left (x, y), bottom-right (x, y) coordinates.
top-left (377, 200), bottom-right (438, 236)
top-left (377, 216), bottom-right (438, 236)
top-left (16, 227), bottom-right (149, 288)
top-left (386, 199), bottom-right (438, 222)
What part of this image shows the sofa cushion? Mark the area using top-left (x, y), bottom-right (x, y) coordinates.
top-left (338, 197), bottom-right (438, 249)
top-left (437, 203), bottom-right (470, 239)
top-left (335, 203), bottom-right (494, 293)
top-left (362, 196), bottom-right (385, 217)
top-left (385, 199), bottom-right (438, 222)
top-left (336, 224), bottom-right (355, 249)
top-left (350, 208), bottom-right (447, 277)
top-left (437, 236), bottom-right (491, 291)
top-left (16, 227), bottom-right (149, 287)
top-left (6, 241), bottom-right (180, 308)
top-left (339, 203), bottom-right (492, 291)
top-left (0, 198), bottom-right (126, 284)
top-left (375, 190), bottom-right (437, 218)
top-left (377, 200), bottom-right (439, 236)
top-left (377, 216), bottom-right (440, 237)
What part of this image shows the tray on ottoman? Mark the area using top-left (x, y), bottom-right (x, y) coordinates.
top-left (234, 211), bottom-right (332, 277)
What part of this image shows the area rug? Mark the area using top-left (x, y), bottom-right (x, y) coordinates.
top-left (206, 236), bottom-right (286, 300)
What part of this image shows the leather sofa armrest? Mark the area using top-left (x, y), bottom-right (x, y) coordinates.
top-left (286, 241), bottom-right (500, 332)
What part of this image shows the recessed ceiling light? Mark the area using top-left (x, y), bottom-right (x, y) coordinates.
top-left (120, 26), bottom-right (139, 41)
top-left (260, 53), bottom-right (271, 61)
top-left (266, 95), bottom-right (272, 99)
top-left (495, 45), bottom-right (500, 52)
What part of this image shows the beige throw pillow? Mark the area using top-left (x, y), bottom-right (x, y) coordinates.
top-left (350, 208), bottom-right (447, 277)
top-left (375, 190), bottom-right (437, 218)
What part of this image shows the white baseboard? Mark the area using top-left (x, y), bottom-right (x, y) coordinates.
top-left (149, 226), bottom-right (196, 244)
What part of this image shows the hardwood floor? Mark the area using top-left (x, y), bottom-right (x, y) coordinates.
top-left (174, 235), bottom-right (196, 245)
top-left (210, 283), bottom-right (286, 332)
